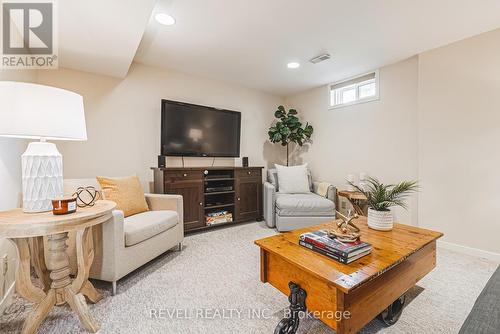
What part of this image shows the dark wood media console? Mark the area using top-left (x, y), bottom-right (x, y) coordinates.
top-left (151, 167), bottom-right (263, 233)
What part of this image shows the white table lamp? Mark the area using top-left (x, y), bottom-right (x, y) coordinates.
top-left (0, 81), bottom-right (87, 213)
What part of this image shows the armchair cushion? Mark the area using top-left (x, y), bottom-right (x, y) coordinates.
top-left (268, 168), bottom-right (313, 192)
top-left (275, 164), bottom-right (310, 194)
top-left (275, 193), bottom-right (335, 217)
top-left (124, 210), bottom-right (178, 247)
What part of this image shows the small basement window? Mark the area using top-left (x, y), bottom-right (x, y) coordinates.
top-left (329, 70), bottom-right (379, 108)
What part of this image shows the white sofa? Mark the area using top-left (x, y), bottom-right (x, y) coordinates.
top-left (64, 179), bottom-right (184, 295)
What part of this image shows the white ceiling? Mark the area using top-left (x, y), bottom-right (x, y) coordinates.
top-left (58, 0), bottom-right (156, 78)
top-left (58, 0), bottom-right (500, 96)
top-left (133, 0), bottom-right (500, 96)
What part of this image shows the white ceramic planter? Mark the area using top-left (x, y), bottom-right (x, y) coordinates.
top-left (367, 208), bottom-right (394, 231)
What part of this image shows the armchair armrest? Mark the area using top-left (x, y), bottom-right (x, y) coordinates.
top-left (89, 209), bottom-right (124, 281)
top-left (145, 193), bottom-right (183, 218)
top-left (263, 182), bottom-right (276, 228)
top-left (312, 181), bottom-right (338, 208)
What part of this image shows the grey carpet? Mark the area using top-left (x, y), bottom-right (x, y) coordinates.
top-left (0, 222), bottom-right (498, 334)
top-left (459, 265), bottom-right (500, 334)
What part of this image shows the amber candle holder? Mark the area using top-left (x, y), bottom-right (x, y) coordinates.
top-left (52, 197), bottom-right (77, 215)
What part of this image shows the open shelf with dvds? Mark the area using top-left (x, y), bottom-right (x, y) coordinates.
top-left (203, 170), bottom-right (235, 227)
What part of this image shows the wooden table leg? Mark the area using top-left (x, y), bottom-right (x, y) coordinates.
top-left (80, 280), bottom-right (102, 304)
top-left (13, 233), bottom-right (101, 333)
top-left (348, 199), bottom-right (368, 216)
top-left (21, 290), bottom-right (55, 334)
top-left (13, 238), bottom-right (46, 303)
top-left (46, 232), bottom-right (99, 332)
top-left (72, 227), bottom-right (103, 303)
top-left (64, 286), bottom-right (100, 332)
top-left (29, 236), bottom-right (51, 292)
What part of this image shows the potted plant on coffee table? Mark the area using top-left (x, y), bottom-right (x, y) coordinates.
top-left (349, 177), bottom-right (418, 231)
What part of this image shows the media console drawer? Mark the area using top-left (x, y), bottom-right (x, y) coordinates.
top-left (165, 170), bottom-right (203, 182)
top-left (236, 168), bottom-right (262, 179)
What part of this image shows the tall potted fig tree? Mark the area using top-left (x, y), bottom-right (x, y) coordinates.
top-left (350, 177), bottom-right (418, 231)
top-left (268, 105), bottom-right (313, 166)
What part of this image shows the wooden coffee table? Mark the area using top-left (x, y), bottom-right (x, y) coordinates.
top-left (255, 218), bottom-right (443, 334)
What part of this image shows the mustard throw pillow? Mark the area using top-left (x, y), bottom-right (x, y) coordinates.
top-left (96, 176), bottom-right (149, 217)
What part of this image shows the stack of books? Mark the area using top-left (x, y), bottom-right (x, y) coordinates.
top-left (299, 230), bottom-right (372, 264)
top-left (206, 210), bottom-right (233, 226)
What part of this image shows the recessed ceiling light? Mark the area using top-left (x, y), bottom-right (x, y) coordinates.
top-left (155, 13), bottom-right (176, 26)
top-left (287, 62), bottom-right (300, 69)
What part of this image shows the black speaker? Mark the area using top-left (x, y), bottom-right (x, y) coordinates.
top-left (242, 157), bottom-right (249, 167)
top-left (158, 155), bottom-right (167, 168)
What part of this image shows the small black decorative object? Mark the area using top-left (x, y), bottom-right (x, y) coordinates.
top-left (274, 282), bottom-right (307, 334)
top-left (158, 155), bottom-right (167, 168)
top-left (73, 186), bottom-right (101, 208)
top-left (242, 157), bottom-right (249, 167)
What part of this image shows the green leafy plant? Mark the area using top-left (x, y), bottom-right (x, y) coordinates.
top-left (268, 105), bottom-right (313, 166)
top-left (349, 177), bottom-right (418, 211)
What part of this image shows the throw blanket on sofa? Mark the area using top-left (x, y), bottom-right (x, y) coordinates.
top-left (316, 182), bottom-right (332, 198)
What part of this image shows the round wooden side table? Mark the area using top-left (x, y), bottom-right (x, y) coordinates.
top-left (0, 200), bottom-right (116, 334)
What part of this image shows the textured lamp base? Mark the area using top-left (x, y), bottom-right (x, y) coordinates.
top-left (22, 141), bottom-right (63, 213)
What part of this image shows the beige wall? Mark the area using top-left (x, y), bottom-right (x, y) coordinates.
top-left (36, 62), bottom-right (284, 190)
top-left (418, 29), bottom-right (500, 255)
top-left (285, 57), bottom-right (419, 225)
top-left (0, 70), bottom-right (36, 311)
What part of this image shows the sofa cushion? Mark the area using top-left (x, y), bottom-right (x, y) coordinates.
top-left (267, 168), bottom-right (313, 192)
top-left (124, 210), bottom-right (178, 247)
top-left (275, 193), bottom-right (335, 216)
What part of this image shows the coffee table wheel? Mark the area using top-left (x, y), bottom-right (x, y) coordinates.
top-left (274, 282), bottom-right (307, 334)
top-left (274, 317), bottom-right (300, 334)
top-left (377, 294), bottom-right (406, 326)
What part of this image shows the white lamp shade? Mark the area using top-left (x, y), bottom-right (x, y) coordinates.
top-left (0, 81), bottom-right (87, 141)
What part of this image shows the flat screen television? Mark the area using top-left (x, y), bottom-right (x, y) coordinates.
top-left (161, 99), bottom-right (241, 157)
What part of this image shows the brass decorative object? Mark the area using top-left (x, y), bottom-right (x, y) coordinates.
top-left (328, 210), bottom-right (361, 243)
top-left (73, 186), bottom-right (101, 208)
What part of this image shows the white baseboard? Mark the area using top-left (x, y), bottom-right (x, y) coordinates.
top-left (438, 240), bottom-right (500, 263)
top-left (0, 282), bottom-right (15, 315)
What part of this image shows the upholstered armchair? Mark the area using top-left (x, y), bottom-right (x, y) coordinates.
top-left (63, 179), bottom-right (184, 295)
top-left (263, 169), bottom-right (337, 231)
